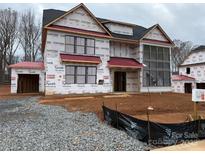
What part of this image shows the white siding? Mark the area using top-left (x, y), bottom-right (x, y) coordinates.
top-left (144, 28), bottom-right (168, 42)
top-left (179, 65), bottom-right (205, 83)
top-left (53, 7), bottom-right (105, 33)
top-left (126, 71), bottom-right (140, 92)
top-left (172, 51), bottom-right (205, 93)
top-left (105, 23), bottom-right (133, 35)
top-left (172, 80), bottom-right (195, 93)
top-left (140, 87), bottom-right (172, 92)
top-left (181, 51), bottom-right (205, 65)
top-left (11, 68), bottom-right (44, 93)
top-left (110, 42), bottom-right (139, 59)
top-left (44, 30), bottom-right (112, 95)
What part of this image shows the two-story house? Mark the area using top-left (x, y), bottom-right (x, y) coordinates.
top-left (10, 3), bottom-right (174, 95)
top-left (172, 46), bottom-right (205, 93)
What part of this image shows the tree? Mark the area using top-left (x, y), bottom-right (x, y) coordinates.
top-left (0, 8), bottom-right (19, 83)
top-left (19, 9), bottom-right (41, 62)
top-left (171, 39), bottom-right (196, 73)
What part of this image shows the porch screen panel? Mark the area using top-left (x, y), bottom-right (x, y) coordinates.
top-left (143, 45), bottom-right (171, 87)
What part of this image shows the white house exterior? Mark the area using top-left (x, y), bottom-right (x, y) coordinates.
top-left (172, 46), bottom-right (205, 93)
top-left (9, 62), bottom-right (45, 93)
top-left (10, 3), bottom-right (174, 95)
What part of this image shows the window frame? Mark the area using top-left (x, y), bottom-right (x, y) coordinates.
top-left (186, 67), bottom-right (190, 74)
top-left (65, 35), bottom-right (95, 55)
top-left (65, 36), bottom-right (75, 54)
top-left (143, 45), bottom-right (171, 87)
top-left (86, 38), bottom-right (95, 55)
top-left (65, 65), bottom-right (97, 84)
top-left (65, 66), bottom-right (75, 84)
top-left (76, 66), bottom-right (86, 84)
top-left (87, 66), bottom-right (97, 84)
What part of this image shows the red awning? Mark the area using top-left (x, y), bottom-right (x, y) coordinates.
top-left (172, 75), bottom-right (195, 81)
top-left (9, 62), bottom-right (44, 70)
top-left (60, 53), bottom-right (101, 64)
top-left (108, 57), bottom-right (144, 69)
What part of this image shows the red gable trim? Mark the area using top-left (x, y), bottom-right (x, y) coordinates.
top-left (172, 75), bottom-right (195, 81)
top-left (108, 57), bottom-right (143, 69)
top-left (9, 62), bottom-right (44, 70)
top-left (60, 53), bottom-right (101, 64)
top-left (46, 25), bottom-right (112, 39)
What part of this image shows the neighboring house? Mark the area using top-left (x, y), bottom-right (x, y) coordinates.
top-left (9, 3), bottom-right (173, 95)
top-left (172, 45), bottom-right (205, 93)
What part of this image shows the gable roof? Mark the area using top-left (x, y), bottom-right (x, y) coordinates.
top-left (43, 8), bottom-right (152, 41)
top-left (42, 3), bottom-right (173, 51)
top-left (192, 45), bottom-right (205, 52)
top-left (44, 3), bottom-right (112, 36)
top-left (179, 45), bottom-right (205, 66)
top-left (141, 24), bottom-right (174, 45)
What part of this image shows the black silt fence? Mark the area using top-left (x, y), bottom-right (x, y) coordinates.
top-left (102, 106), bottom-right (205, 146)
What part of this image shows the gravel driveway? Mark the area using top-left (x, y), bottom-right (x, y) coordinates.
top-left (0, 97), bottom-right (148, 151)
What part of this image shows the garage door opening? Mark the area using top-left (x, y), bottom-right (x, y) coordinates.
top-left (17, 74), bottom-right (39, 93)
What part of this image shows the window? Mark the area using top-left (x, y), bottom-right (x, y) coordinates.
top-left (65, 36), bottom-right (75, 53)
top-left (87, 67), bottom-right (97, 84)
top-left (65, 66), bottom-right (75, 84)
top-left (143, 45), bottom-right (171, 87)
top-left (65, 36), bottom-right (95, 55)
top-left (65, 66), bottom-right (97, 84)
top-left (186, 67), bottom-right (190, 74)
top-left (86, 39), bottom-right (95, 55)
top-left (76, 66), bottom-right (86, 84)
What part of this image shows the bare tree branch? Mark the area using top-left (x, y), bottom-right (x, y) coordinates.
top-left (19, 9), bottom-right (42, 62)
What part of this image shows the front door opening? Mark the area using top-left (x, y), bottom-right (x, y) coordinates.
top-left (184, 83), bottom-right (192, 93)
top-left (17, 74), bottom-right (39, 93)
top-left (114, 71), bottom-right (126, 92)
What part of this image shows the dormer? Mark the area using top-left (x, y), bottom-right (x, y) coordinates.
top-left (104, 23), bottom-right (134, 36)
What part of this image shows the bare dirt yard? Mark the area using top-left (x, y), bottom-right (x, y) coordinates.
top-left (40, 92), bottom-right (205, 123)
top-left (0, 84), bottom-right (43, 100)
top-left (0, 84), bottom-right (10, 96)
top-left (1, 84), bottom-right (205, 123)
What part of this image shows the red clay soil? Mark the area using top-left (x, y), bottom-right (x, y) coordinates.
top-left (0, 84), bottom-right (43, 100)
top-left (40, 93), bottom-right (205, 123)
top-left (0, 84), bottom-right (10, 96)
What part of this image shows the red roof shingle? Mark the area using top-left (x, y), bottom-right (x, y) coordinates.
top-left (172, 75), bottom-right (195, 81)
top-left (108, 57), bottom-right (144, 69)
top-left (9, 62), bottom-right (44, 70)
top-left (60, 53), bottom-right (101, 64)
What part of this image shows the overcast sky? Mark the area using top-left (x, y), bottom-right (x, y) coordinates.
top-left (0, 3), bottom-right (205, 45)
